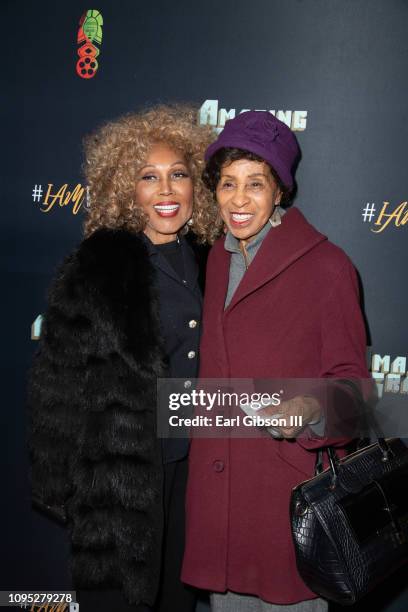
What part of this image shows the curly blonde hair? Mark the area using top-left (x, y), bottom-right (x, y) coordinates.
top-left (83, 104), bottom-right (222, 243)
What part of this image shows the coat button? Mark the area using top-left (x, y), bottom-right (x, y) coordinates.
top-left (213, 460), bottom-right (225, 473)
top-left (188, 319), bottom-right (198, 328)
top-left (184, 380), bottom-right (192, 389)
top-left (187, 351), bottom-right (196, 359)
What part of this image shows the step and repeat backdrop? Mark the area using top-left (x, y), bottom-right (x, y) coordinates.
top-left (4, 0), bottom-right (407, 610)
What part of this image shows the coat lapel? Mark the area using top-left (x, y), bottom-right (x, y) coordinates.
top-left (211, 239), bottom-right (232, 317)
top-left (143, 233), bottom-right (201, 301)
top-left (143, 237), bottom-right (179, 282)
top-left (181, 237), bottom-right (202, 303)
top-left (224, 208), bottom-right (327, 314)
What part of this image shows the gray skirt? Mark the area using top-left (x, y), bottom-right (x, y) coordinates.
top-left (210, 591), bottom-right (328, 612)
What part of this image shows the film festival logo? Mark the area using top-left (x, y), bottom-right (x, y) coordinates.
top-left (199, 100), bottom-right (308, 133)
top-left (361, 201), bottom-right (407, 233)
top-left (31, 183), bottom-right (90, 214)
top-left (76, 10), bottom-right (103, 79)
top-left (370, 353), bottom-right (408, 396)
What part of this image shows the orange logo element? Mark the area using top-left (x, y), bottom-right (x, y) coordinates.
top-left (76, 10), bottom-right (103, 79)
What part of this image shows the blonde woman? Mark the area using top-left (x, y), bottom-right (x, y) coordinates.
top-left (29, 105), bottom-right (215, 612)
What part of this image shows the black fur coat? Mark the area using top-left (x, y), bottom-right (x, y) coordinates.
top-left (29, 229), bottom-right (169, 606)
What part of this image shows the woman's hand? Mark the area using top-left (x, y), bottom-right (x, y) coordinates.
top-left (258, 395), bottom-right (322, 438)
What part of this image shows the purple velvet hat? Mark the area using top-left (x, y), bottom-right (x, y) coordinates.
top-left (204, 111), bottom-right (300, 190)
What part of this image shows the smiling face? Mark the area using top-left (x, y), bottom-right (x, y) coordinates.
top-left (135, 142), bottom-right (193, 244)
top-left (216, 158), bottom-right (282, 242)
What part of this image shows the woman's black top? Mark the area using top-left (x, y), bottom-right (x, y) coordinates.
top-left (155, 238), bottom-right (185, 279)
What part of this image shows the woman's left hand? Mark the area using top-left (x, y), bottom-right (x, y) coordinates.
top-left (258, 395), bottom-right (322, 438)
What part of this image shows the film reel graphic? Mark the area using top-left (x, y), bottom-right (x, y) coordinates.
top-left (76, 10), bottom-right (103, 79)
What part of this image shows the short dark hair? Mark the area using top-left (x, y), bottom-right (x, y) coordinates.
top-left (202, 147), bottom-right (292, 207)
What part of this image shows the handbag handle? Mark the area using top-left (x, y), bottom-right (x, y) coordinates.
top-left (313, 379), bottom-right (394, 486)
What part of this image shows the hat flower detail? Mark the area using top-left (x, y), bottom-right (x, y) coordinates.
top-left (241, 113), bottom-right (280, 147)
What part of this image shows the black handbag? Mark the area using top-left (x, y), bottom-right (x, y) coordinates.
top-left (290, 436), bottom-right (408, 605)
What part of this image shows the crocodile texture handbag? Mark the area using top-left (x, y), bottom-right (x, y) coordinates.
top-left (290, 437), bottom-right (408, 605)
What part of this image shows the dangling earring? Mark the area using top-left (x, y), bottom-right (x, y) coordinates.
top-left (180, 216), bottom-right (193, 236)
top-left (269, 202), bottom-right (282, 227)
top-left (186, 200), bottom-right (195, 229)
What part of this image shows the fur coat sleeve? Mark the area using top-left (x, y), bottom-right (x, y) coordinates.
top-left (28, 228), bottom-right (166, 605)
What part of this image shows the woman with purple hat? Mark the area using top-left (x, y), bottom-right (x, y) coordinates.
top-left (181, 111), bottom-right (370, 611)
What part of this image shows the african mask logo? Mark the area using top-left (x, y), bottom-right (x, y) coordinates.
top-left (76, 10), bottom-right (103, 79)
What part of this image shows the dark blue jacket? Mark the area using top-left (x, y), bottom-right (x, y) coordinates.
top-left (142, 233), bottom-right (204, 462)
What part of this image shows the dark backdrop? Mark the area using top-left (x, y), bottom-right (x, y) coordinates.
top-left (3, 1), bottom-right (407, 610)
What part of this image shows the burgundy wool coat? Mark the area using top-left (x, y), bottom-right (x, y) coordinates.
top-left (181, 207), bottom-right (371, 604)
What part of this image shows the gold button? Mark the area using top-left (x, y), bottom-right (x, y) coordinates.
top-left (189, 320), bottom-right (198, 328)
top-left (188, 351), bottom-right (196, 359)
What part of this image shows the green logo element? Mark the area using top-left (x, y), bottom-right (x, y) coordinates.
top-left (82, 9), bottom-right (103, 44)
